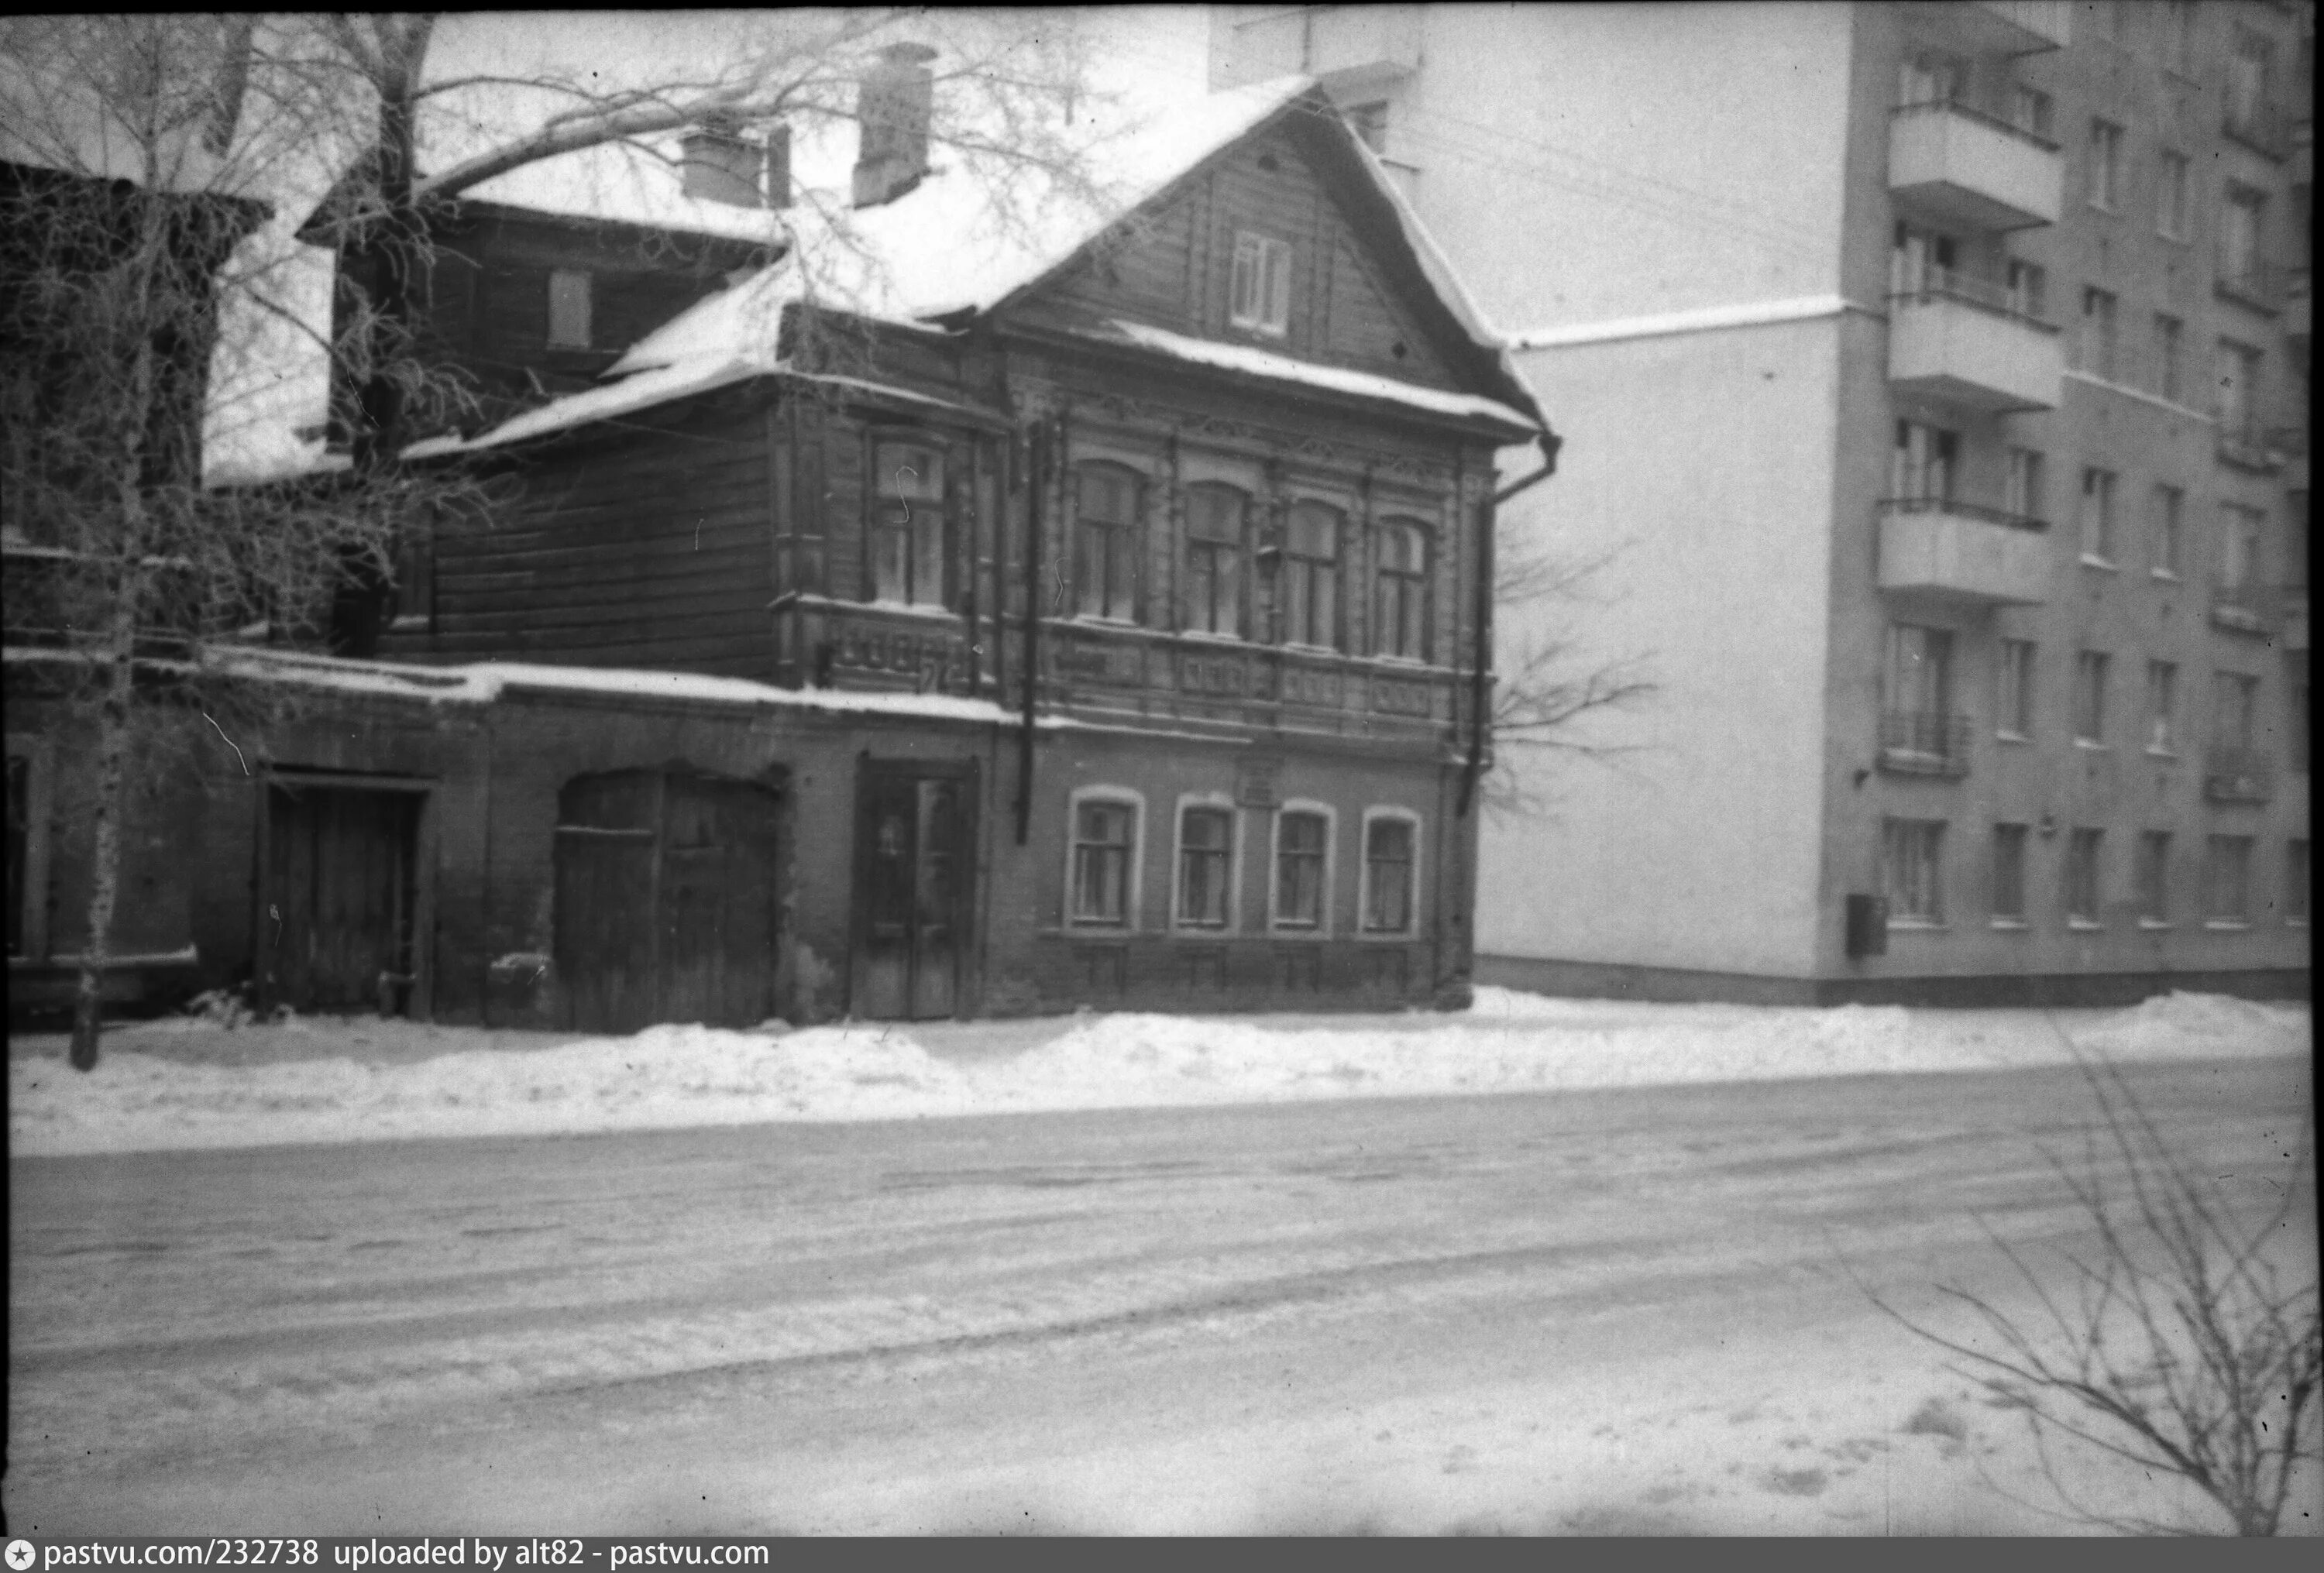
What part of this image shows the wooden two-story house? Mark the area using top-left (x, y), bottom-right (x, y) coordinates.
top-left (22, 63), bottom-right (1558, 1032)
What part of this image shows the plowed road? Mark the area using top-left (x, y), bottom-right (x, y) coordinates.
top-left (9, 1056), bottom-right (2315, 1534)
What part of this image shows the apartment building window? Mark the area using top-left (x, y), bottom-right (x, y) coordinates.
top-left (2006, 259), bottom-right (2047, 321)
top-left (2204, 834), bottom-right (2253, 926)
top-left (2153, 314), bottom-right (2184, 402)
top-left (2078, 467), bottom-right (2118, 565)
top-left (1183, 483), bottom-right (1247, 638)
top-left (1882, 818), bottom-right (1945, 926)
top-left (1883, 623), bottom-right (1954, 746)
top-left (2080, 287), bottom-right (2119, 379)
top-left (2088, 119), bottom-right (2124, 211)
top-left (2066, 827), bottom-right (2105, 927)
top-left (2074, 651), bottom-right (2110, 745)
top-left (2005, 448), bottom-right (2045, 523)
top-left (2215, 340), bottom-right (2262, 434)
top-left (1175, 804), bottom-right (1234, 929)
top-left (1074, 462), bottom-right (1143, 621)
top-left (1992, 823), bottom-right (2030, 926)
top-left (1891, 419), bottom-right (1958, 503)
top-left (1360, 811), bottom-right (1419, 936)
top-left (1069, 793), bottom-right (1140, 927)
top-left (2156, 151), bottom-right (2192, 239)
top-left (1281, 500), bottom-right (1342, 650)
top-left (2136, 831), bottom-right (2173, 926)
top-left (2010, 85), bottom-right (2054, 141)
top-left (2288, 840), bottom-right (2311, 926)
top-left (2145, 660), bottom-right (2179, 754)
top-left (1273, 807), bottom-right (1330, 930)
top-left (869, 441), bottom-right (947, 607)
top-left (2213, 671), bottom-right (2261, 751)
top-left (2219, 503), bottom-right (2266, 592)
top-left (2288, 492), bottom-right (2310, 591)
top-left (2150, 485), bottom-right (2185, 577)
top-left (1897, 53), bottom-right (1965, 108)
top-left (2219, 184), bottom-right (2269, 294)
top-left (546, 267), bottom-right (592, 349)
top-left (2160, 1), bottom-right (2195, 76)
top-left (1373, 518), bottom-right (1428, 660)
top-left (1229, 232), bottom-right (1292, 337)
top-left (2227, 29), bottom-right (2274, 132)
top-left (2296, 684), bottom-right (2312, 774)
top-left (1997, 638), bottom-right (2037, 739)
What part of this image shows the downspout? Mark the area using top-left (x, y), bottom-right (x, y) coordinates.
top-left (1014, 408), bottom-right (1050, 845)
top-left (1458, 428), bottom-right (1561, 818)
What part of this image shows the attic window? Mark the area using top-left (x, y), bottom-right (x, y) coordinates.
top-left (548, 268), bottom-right (593, 349)
top-left (1229, 232), bottom-right (1291, 338)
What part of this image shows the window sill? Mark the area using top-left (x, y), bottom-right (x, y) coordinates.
top-left (2139, 918), bottom-right (2174, 930)
top-left (2288, 918), bottom-right (2311, 929)
top-left (2074, 739), bottom-right (2111, 751)
top-left (2068, 918), bottom-right (2105, 932)
top-left (2145, 746), bottom-right (2180, 760)
top-left (2203, 919), bottom-right (2252, 932)
top-left (1268, 926), bottom-right (1329, 941)
top-left (1356, 928), bottom-right (1416, 943)
top-left (1067, 922), bottom-right (1133, 934)
top-left (2150, 568), bottom-right (2181, 582)
top-left (1996, 730), bottom-right (2030, 745)
top-left (1885, 918), bottom-right (1948, 932)
top-left (2080, 555), bottom-right (2119, 572)
top-left (1989, 918), bottom-right (2030, 931)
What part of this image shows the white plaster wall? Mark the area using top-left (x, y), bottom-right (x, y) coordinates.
top-left (1476, 316), bottom-right (1844, 976)
top-left (1387, 2), bottom-right (1858, 334)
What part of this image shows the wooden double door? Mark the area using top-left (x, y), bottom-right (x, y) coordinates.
top-left (850, 761), bottom-right (977, 1020)
top-left (554, 769), bottom-right (782, 1032)
top-left (262, 779), bottom-right (423, 1014)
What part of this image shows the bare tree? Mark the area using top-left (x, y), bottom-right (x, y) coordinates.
top-left (1485, 524), bottom-right (1657, 818)
top-left (1863, 1056), bottom-right (2321, 1536)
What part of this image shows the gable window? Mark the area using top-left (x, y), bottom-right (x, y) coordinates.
top-left (2137, 831), bottom-right (2173, 926)
top-left (1069, 792), bottom-right (1140, 927)
top-left (1183, 483), bottom-right (1246, 637)
top-left (1360, 810), bottom-right (1420, 936)
top-left (870, 441), bottom-right (947, 607)
top-left (2088, 119), bottom-right (2123, 211)
top-left (2067, 827), bottom-right (2105, 927)
top-left (1175, 802), bottom-right (1236, 930)
top-left (1997, 638), bottom-right (2036, 740)
top-left (1273, 806), bottom-right (1331, 931)
top-left (1373, 518), bottom-right (1429, 660)
top-left (1882, 818), bottom-right (1945, 926)
top-left (1992, 823), bottom-right (2029, 925)
top-left (547, 267), bottom-right (593, 349)
top-left (2078, 467), bottom-right (2117, 565)
top-left (1074, 462), bottom-right (1142, 621)
top-left (1229, 232), bottom-right (1291, 337)
top-left (1280, 500), bottom-right (1342, 650)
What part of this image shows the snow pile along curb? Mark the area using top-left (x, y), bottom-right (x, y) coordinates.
top-left (8, 990), bottom-right (2308, 1157)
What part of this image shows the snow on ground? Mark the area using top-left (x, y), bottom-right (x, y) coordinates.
top-left (9, 987), bottom-right (2306, 1159)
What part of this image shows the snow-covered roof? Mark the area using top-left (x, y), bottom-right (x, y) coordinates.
top-left (1092, 319), bottom-right (1537, 431)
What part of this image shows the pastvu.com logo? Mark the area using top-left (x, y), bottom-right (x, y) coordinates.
top-left (6, 1540), bottom-right (37, 1571)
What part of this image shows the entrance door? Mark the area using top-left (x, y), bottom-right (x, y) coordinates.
top-left (264, 783), bottom-right (420, 1012)
top-left (553, 770), bottom-right (782, 1032)
top-left (851, 762), bottom-right (975, 1019)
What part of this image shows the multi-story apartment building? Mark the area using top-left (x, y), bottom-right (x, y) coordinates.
top-left (1215, 2), bottom-right (2310, 1002)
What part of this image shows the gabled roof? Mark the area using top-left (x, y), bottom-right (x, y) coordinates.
top-left (417, 75), bottom-right (1548, 456)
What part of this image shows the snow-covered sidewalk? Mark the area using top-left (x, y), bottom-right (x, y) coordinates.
top-left (8, 987), bottom-right (2308, 1158)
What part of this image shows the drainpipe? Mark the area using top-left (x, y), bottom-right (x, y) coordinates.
top-left (1458, 428), bottom-right (1561, 819)
top-left (1015, 408), bottom-right (1053, 845)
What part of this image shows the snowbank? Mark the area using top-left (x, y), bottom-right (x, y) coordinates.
top-left (9, 989), bottom-right (2306, 1159)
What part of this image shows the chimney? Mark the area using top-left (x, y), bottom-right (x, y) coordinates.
top-left (851, 42), bottom-right (937, 208)
top-left (681, 118), bottom-right (764, 208)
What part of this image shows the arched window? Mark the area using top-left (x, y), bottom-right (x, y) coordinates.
top-left (1175, 799), bottom-right (1236, 929)
top-left (1360, 809), bottom-right (1422, 935)
top-left (1067, 788), bottom-right (1143, 926)
top-left (1074, 462), bottom-right (1143, 621)
top-left (1272, 804), bottom-right (1333, 932)
top-left (1281, 500), bottom-right (1342, 650)
top-left (1373, 518), bottom-right (1428, 660)
top-left (870, 440), bottom-right (947, 607)
top-left (1184, 483), bottom-right (1246, 637)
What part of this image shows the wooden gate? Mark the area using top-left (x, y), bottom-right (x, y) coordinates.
top-left (850, 760), bottom-right (976, 1020)
top-left (262, 781), bottom-right (422, 1013)
top-left (553, 770), bottom-right (782, 1032)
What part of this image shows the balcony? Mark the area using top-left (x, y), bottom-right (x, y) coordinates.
top-left (2203, 747), bottom-right (2277, 804)
top-left (2223, 100), bottom-right (2293, 162)
top-left (1910, 2), bottom-right (2071, 54)
top-left (1875, 498), bottom-right (2051, 607)
top-left (1878, 710), bottom-right (1973, 778)
top-left (2215, 414), bottom-right (2288, 473)
top-left (2209, 579), bottom-right (2279, 636)
top-left (1887, 274), bottom-right (2062, 411)
top-left (2216, 256), bottom-right (2288, 316)
top-left (1889, 101), bottom-right (2062, 232)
